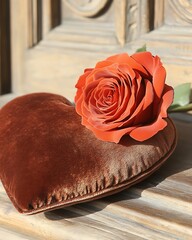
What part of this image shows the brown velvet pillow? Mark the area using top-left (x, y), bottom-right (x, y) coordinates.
top-left (0, 93), bottom-right (177, 214)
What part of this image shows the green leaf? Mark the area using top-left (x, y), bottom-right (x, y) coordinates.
top-left (168, 103), bottom-right (192, 113)
top-left (136, 44), bottom-right (147, 53)
top-left (168, 82), bottom-right (192, 113)
top-left (171, 82), bottom-right (191, 107)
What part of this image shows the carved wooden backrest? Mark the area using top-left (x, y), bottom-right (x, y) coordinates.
top-left (1, 0), bottom-right (192, 98)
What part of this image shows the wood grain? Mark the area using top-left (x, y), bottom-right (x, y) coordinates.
top-left (0, 226), bottom-right (39, 240)
top-left (42, 0), bottom-right (51, 37)
top-left (114, 0), bottom-right (127, 46)
top-left (154, 0), bottom-right (164, 28)
top-left (10, 0), bottom-right (26, 93)
top-left (7, 0), bottom-right (192, 98)
top-left (0, 0), bottom-right (11, 95)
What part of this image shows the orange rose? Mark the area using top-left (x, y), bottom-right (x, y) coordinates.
top-left (75, 52), bottom-right (174, 143)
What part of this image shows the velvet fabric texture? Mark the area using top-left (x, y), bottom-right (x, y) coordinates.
top-left (0, 93), bottom-right (177, 214)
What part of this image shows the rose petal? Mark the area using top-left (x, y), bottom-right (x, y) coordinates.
top-left (75, 95), bottom-right (84, 115)
top-left (135, 73), bottom-right (145, 105)
top-left (131, 52), bottom-right (166, 99)
top-left (83, 118), bottom-right (136, 143)
top-left (133, 105), bottom-right (153, 125)
top-left (130, 84), bottom-right (173, 141)
top-left (159, 84), bottom-right (174, 118)
top-left (75, 69), bottom-right (92, 89)
top-left (131, 52), bottom-right (156, 76)
top-left (94, 78), bottom-right (120, 115)
top-left (129, 116), bottom-right (167, 141)
top-left (120, 79), bottom-right (154, 127)
top-left (108, 77), bottom-right (132, 122)
top-left (153, 65), bottom-right (166, 99)
top-left (95, 60), bottom-right (116, 69)
top-left (75, 70), bottom-right (93, 105)
top-left (118, 64), bottom-right (136, 80)
top-left (89, 75), bottom-right (130, 122)
top-left (85, 64), bottom-right (119, 84)
top-left (83, 114), bottom-right (120, 132)
top-left (106, 53), bottom-right (149, 77)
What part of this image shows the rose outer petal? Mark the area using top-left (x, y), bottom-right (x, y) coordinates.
top-left (119, 79), bottom-right (154, 127)
top-left (159, 84), bottom-right (174, 117)
top-left (106, 53), bottom-right (149, 78)
top-left (129, 84), bottom-right (174, 141)
top-left (131, 52), bottom-right (166, 99)
top-left (131, 52), bottom-right (155, 75)
top-left (129, 116), bottom-right (167, 141)
top-left (75, 94), bottom-right (83, 115)
top-left (75, 69), bottom-right (93, 89)
top-left (153, 58), bottom-right (166, 98)
top-left (83, 116), bottom-right (136, 143)
top-left (152, 65), bottom-right (166, 99)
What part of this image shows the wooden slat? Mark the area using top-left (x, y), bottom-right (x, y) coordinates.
top-left (144, 25), bottom-right (192, 61)
top-left (42, 0), bottom-right (51, 37)
top-left (10, 0), bottom-right (27, 93)
top-left (0, 186), bottom-right (175, 240)
top-left (140, 0), bottom-right (152, 34)
top-left (51, 0), bottom-right (61, 28)
top-left (0, 0), bottom-right (11, 95)
top-left (114, 0), bottom-right (127, 46)
top-left (0, 226), bottom-right (39, 240)
top-left (130, 180), bottom-right (192, 213)
top-left (45, 21), bottom-right (117, 45)
top-left (0, 188), bottom-right (144, 240)
top-left (27, 0), bottom-right (43, 47)
top-left (154, 0), bottom-right (164, 28)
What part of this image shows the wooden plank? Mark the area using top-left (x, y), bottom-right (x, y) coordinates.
top-left (154, 0), bottom-right (164, 28)
top-left (0, 181), bottom-right (190, 239)
top-left (27, 0), bottom-right (34, 47)
top-left (37, 0), bottom-right (43, 43)
top-left (0, 226), bottom-right (40, 240)
top-left (51, 0), bottom-right (61, 28)
top-left (97, 199), bottom-right (192, 238)
top-left (45, 21), bottom-right (117, 45)
top-left (144, 25), bottom-right (192, 61)
top-left (0, 187), bottom-right (143, 240)
top-left (114, 0), bottom-right (127, 46)
top-left (42, 0), bottom-right (51, 37)
top-left (27, 0), bottom-right (43, 47)
top-left (0, 0), bottom-right (11, 95)
top-left (10, 0), bottom-right (26, 93)
top-left (140, 0), bottom-right (152, 34)
top-left (130, 180), bottom-right (192, 213)
top-left (0, 185), bottom-right (177, 240)
top-left (83, 199), bottom-right (192, 239)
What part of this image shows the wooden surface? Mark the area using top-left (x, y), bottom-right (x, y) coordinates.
top-left (0, 107), bottom-right (191, 239)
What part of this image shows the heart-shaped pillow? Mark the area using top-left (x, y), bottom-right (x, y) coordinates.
top-left (0, 93), bottom-right (177, 214)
